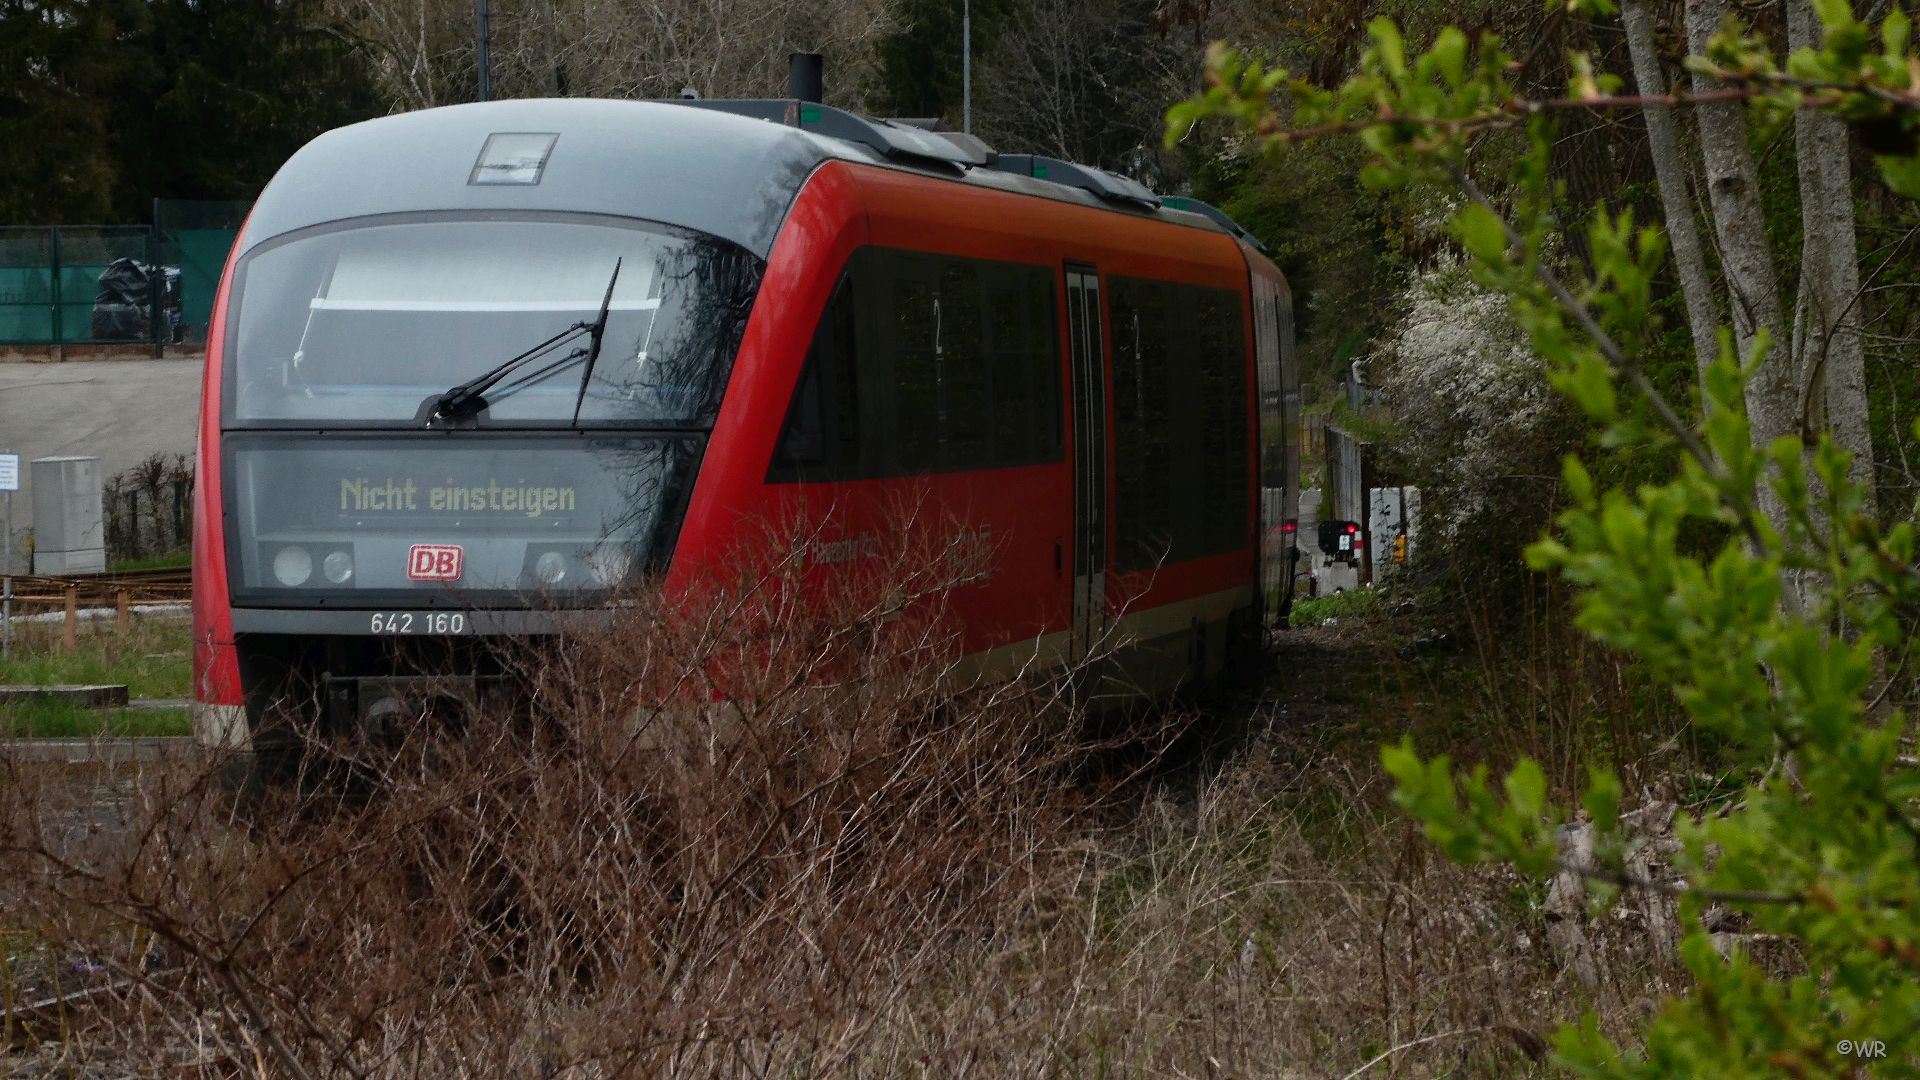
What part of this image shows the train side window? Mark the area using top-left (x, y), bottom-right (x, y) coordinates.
top-left (941, 260), bottom-right (989, 469)
top-left (891, 261), bottom-right (939, 473)
top-left (777, 353), bottom-right (825, 469)
top-left (1016, 265), bottom-right (1063, 467)
top-left (1034, 274), bottom-right (1063, 460)
top-left (981, 265), bottom-right (1058, 469)
top-left (1110, 281), bottom-right (1144, 563)
top-left (770, 273), bottom-right (858, 481)
top-left (1196, 287), bottom-right (1248, 554)
top-left (1110, 277), bottom-right (1248, 569)
top-left (1113, 278), bottom-right (1176, 570)
top-left (986, 279), bottom-right (1028, 465)
top-left (827, 276), bottom-right (862, 471)
top-left (774, 246), bottom-right (1065, 483)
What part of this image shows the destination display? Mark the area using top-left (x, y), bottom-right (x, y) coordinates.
top-left (226, 435), bottom-right (692, 600)
top-left (337, 476), bottom-right (579, 518)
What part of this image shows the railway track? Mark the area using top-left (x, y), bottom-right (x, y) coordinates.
top-left (4, 567), bottom-right (191, 608)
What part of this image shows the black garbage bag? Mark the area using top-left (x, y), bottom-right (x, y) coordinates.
top-left (91, 257), bottom-right (151, 340)
top-left (161, 266), bottom-right (184, 342)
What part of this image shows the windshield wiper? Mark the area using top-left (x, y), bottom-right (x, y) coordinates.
top-left (429, 322), bottom-right (591, 422)
top-left (570, 259), bottom-right (622, 426)
top-left (425, 259), bottom-right (623, 425)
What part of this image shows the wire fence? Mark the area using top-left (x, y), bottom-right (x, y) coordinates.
top-left (0, 226), bottom-right (165, 347)
top-left (0, 202), bottom-right (246, 349)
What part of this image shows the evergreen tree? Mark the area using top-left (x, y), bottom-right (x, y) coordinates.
top-left (0, 0), bottom-right (380, 224)
top-left (866, 0), bottom-right (1014, 121)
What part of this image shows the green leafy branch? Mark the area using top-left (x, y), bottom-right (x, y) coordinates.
top-left (1172, 2), bottom-right (1920, 1075)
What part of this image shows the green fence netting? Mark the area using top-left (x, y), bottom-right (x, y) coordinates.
top-left (155, 199), bottom-right (248, 339)
top-left (0, 225), bottom-right (159, 346)
top-left (0, 201), bottom-right (247, 347)
top-left (0, 230), bottom-right (56, 342)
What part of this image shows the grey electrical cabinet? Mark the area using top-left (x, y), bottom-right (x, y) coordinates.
top-left (31, 457), bottom-right (105, 574)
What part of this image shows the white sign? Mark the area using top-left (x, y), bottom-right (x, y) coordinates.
top-left (0, 454), bottom-right (17, 493)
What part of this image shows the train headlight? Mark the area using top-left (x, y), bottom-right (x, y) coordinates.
top-left (587, 546), bottom-right (631, 587)
top-left (534, 550), bottom-right (568, 585)
top-left (273, 545), bottom-right (314, 587)
top-left (322, 550), bottom-right (354, 585)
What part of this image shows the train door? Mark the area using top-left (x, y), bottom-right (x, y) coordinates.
top-left (1250, 268), bottom-right (1298, 623)
top-left (1065, 265), bottom-right (1107, 662)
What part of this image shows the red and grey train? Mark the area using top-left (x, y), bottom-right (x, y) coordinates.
top-left (189, 95), bottom-right (1302, 755)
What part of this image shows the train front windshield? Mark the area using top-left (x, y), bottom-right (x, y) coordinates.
top-left (229, 213), bottom-right (760, 424)
top-left (222, 213), bottom-right (761, 605)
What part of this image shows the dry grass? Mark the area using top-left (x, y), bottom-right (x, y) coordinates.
top-left (0, 526), bottom-right (1682, 1077)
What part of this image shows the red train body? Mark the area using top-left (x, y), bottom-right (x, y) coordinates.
top-left (190, 99), bottom-right (1301, 752)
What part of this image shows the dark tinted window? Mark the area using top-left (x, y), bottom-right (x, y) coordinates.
top-left (771, 247), bottom-right (1061, 481)
top-left (1111, 277), bottom-right (1249, 569)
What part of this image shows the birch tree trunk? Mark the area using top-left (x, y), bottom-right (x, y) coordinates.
top-left (1684, 0), bottom-right (1793, 520)
top-left (1623, 0), bottom-right (1720, 391)
top-left (1789, 0), bottom-right (1877, 516)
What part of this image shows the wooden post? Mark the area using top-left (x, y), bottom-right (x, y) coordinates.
top-left (115, 589), bottom-right (130, 634)
top-left (62, 585), bottom-right (78, 653)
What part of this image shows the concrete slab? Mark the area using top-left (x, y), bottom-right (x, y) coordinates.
top-left (0, 358), bottom-right (204, 571)
top-left (0, 684), bottom-right (130, 708)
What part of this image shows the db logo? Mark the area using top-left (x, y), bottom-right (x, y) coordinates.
top-left (407, 544), bottom-right (464, 581)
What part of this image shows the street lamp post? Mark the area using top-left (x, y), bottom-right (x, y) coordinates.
top-left (962, 0), bottom-right (971, 134)
top-left (475, 0), bottom-right (493, 102)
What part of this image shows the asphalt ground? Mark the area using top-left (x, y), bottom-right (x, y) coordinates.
top-left (0, 358), bottom-right (205, 571)
top-left (0, 736), bottom-right (191, 764)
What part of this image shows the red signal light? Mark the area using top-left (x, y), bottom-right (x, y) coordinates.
top-left (1346, 523), bottom-right (1358, 533)
top-left (1281, 521), bottom-right (1297, 534)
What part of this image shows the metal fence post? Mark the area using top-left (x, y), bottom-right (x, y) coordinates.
top-left (48, 226), bottom-right (62, 353)
top-left (150, 223), bottom-right (163, 358)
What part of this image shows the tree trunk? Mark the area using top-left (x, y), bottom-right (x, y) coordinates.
top-left (1788, 0), bottom-right (1877, 517)
top-left (1623, 0), bottom-right (1720, 391)
top-left (1684, 0), bottom-right (1792, 517)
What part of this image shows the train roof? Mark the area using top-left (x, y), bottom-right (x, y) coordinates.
top-left (241, 97), bottom-right (1255, 261)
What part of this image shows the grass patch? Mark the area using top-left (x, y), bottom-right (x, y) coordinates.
top-left (107, 550), bottom-right (191, 572)
top-left (0, 702), bottom-right (190, 738)
top-left (0, 618), bottom-right (191, 698)
top-left (1289, 588), bottom-right (1383, 626)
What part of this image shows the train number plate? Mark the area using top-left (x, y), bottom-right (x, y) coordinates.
top-left (369, 612), bottom-right (469, 635)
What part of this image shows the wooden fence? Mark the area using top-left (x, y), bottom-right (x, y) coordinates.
top-left (2, 568), bottom-right (190, 653)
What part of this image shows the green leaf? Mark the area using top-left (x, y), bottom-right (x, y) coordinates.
top-left (1368, 18), bottom-right (1408, 83)
top-left (1885, 6), bottom-right (1911, 56)
top-left (1582, 768), bottom-right (1621, 833)
top-left (1561, 352), bottom-right (1618, 421)
top-left (1563, 455), bottom-right (1596, 506)
top-left (1452, 202), bottom-right (1509, 262)
top-left (1875, 154), bottom-right (1920, 200)
top-left (1431, 27), bottom-right (1468, 88)
top-left (1504, 758), bottom-right (1548, 820)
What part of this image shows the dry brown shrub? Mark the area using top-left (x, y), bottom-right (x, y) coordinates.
top-left (0, 515), bottom-right (1677, 1076)
top-left (1, 512), bottom-right (1106, 1076)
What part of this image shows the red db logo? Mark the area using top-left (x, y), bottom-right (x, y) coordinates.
top-left (407, 544), bottom-right (464, 581)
